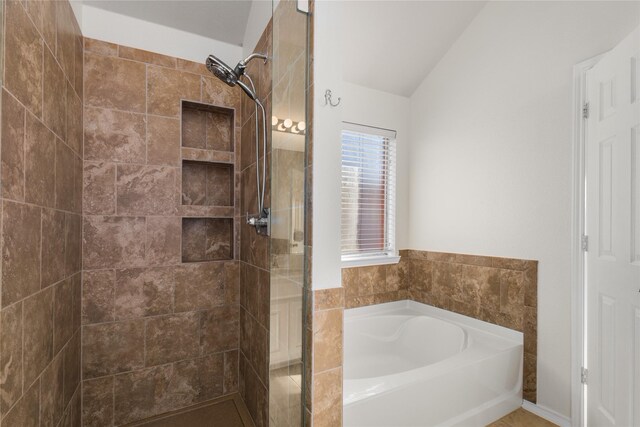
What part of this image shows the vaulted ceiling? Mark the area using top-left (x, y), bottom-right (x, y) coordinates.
top-left (84, 0), bottom-right (253, 46)
top-left (341, 1), bottom-right (487, 96)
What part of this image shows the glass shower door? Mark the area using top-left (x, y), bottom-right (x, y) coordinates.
top-left (269, 0), bottom-right (309, 425)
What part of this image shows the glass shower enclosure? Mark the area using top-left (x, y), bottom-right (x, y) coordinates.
top-left (268, 0), bottom-right (309, 426)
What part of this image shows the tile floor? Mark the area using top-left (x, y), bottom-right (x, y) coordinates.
top-left (488, 408), bottom-right (558, 427)
top-left (127, 394), bottom-right (255, 427)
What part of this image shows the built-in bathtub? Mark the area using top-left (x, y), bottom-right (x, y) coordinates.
top-left (344, 300), bottom-right (523, 427)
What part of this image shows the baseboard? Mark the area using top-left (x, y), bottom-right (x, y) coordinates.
top-left (522, 400), bottom-right (571, 427)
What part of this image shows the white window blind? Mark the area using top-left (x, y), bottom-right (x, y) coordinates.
top-left (341, 122), bottom-right (397, 261)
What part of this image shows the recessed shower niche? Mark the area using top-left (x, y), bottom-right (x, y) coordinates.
top-left (182, 160), bottom-right (233, 206)
top-left (180, 101), bottom-right (236, 262)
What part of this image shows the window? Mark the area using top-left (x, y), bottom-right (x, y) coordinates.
top-left (341, 122), bottom-right (398, 265)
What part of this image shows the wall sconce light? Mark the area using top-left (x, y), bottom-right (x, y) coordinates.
top-left (272, 116), bottom-right (306, 135)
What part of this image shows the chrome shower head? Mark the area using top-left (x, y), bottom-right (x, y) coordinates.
top-left (205, 54), bottom-right (260, 101)
top-left (206, 54), bottom-right (238, 87)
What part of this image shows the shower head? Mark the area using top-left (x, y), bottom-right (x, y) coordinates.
top-left (205, 54), bottom-right (259, 101)
top-left (206, 54), bottom-right (238, 87)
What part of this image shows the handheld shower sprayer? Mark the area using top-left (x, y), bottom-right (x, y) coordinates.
top-left (205, 53), bottom-right (270, 235)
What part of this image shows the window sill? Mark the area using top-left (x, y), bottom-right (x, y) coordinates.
top-left (341, 255), bottom-right (401, 268)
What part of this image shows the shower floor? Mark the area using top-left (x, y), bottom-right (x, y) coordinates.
top-left (127, 394), bottom-right (255, 427)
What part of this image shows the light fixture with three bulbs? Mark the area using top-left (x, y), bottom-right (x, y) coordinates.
top-left (272, 116), bottom-right (306, 134)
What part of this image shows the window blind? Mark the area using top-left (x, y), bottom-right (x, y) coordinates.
top-left (341, 123), bottom-right (397, 259)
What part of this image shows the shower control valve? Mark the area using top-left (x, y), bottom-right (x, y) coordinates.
top-left (247, 208), bottom-right (270, 236)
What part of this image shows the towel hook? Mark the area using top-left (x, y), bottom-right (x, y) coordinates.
top-left (324, 89), bottom-right (341, 107)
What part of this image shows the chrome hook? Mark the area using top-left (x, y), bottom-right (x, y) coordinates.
top-left (324, 89), bottom-right (341, 107)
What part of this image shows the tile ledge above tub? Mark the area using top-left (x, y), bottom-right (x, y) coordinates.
top-left (342, 255), bottom-right (401, 268)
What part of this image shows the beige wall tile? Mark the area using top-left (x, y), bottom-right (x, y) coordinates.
top-left (24, 112), bottom-right (56, 208)
top-left (82, 376), bottom-right (114, 427)
top-left (313, 309), bottom-right (343, 373)
top-left (202, 77), bottom-right (242, 126)
top-left (55, 138), bottom-right (76, 212)
top-left (84, 106), bottom-right (146, 163)
top-left (312, 368), bottom-right (342, 427)
top-left (66, 83), bottom-right (83, 155)
top-left (1, 302), bottom-right (24, 412)
top-left (200, 305), bottom-right (240, 354)
top-left (147, 66), bottom-right (200, 117)
top-left (314, 287), bottom-right (344, 311)
top-left (114, 267), bottom-right (174, 320)
top-left (40, 352), bottom-right (65, 426)
top-left (62, 331), bottom-right (80, 403)
top-left (23, 288), bottom-right (54, 388)
top-left (3, 379), bottom-right (40, 427)
top-left (53, 278), bottom-right (74, 353)
top-left (116, 164), bottom-right (178, 216)
top-left (82, 269), bottom-right (115, 324)
top-left (145, 313), bottom-right (200, 366)
top-left (145, 216), bottom-right (182, 266)
top-left (84, 37), bottom-right (118, 56)
top-left (223, 350), bottom-right (239, 394)
top-left (26, 0), bottom-right (57, 52)
top-left (1, 90), bottom-right (26, 201)
top-left (82, 320), bottom-right (145, 378)
top-left (5, 0), bottom-right (43, 117)
top-left (84, 53), bottom-right (146, 112)
top-left (64, 213), bottom-right (82, 275)
top-left (83, 161), bottom-right (116, 215)
top-left (174, 262), bottom-right (227, 311)
top-left (119, 46), bottom-right (177, 68)
top-left (147, 115), bottom-right (181, 166)
top-left (41, 209), bottom-right (67, 287)
top-left (43, 47), bottom-right (67, 139)
top-left (83, 216), bottom-right (146, 269)
top-left (55, 1), bottom-right (76, 81)
top-left (1, 201), bottom-right (41, 306)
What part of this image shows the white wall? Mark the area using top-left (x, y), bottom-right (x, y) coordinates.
top-left (311, 1), bottom-right (411, 290)
top-left (312, 0), bottom-right (343, 290)
top-left (82, 5), bottom-right (243, 67)
top-left (242, 0), bottom-right (274, 57)
top-left (408, 0), bottom-right (640, 418)
top-left (342, 82), bottom-right (410, 250)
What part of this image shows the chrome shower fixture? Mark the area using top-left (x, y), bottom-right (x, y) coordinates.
top-left (205, 52), bottom-right (270, 236)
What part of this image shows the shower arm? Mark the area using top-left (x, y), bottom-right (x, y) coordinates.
top-left (235, 53), bottom-right (268, 78)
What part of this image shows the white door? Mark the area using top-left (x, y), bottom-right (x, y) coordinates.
top-left (586, 26), bottom-right (640, 427)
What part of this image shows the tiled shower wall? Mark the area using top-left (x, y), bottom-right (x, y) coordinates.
top-left (80, 39), bottom-right (243, 425)
top-left (342, 249), bottom-right (539, 403)
top-left (238, 20), bottom-right (272, 427)
top-left (0, 0), bottom-right (83, 425)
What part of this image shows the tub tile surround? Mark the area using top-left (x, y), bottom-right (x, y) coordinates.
top-left (342, 250), bottom-right (539, 403)
top-left (309, 288), bottom-right (345, 427)
top-left (0, 0), bottom-right (83, 425)
top-left (81, 38), bottom-right (245, 425)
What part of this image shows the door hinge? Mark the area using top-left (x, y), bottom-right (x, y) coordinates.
top-left (581, 235), bottom-right (589, 252)
top-left (582, 102), bottom-right (590, 119)
top-left (581, 367), bottom-right (589, 384)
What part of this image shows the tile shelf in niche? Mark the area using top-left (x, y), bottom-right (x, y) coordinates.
top-left (178, 205), bottom-right (234, 218)
top-left (181, 100), bottom-right (234, 152)
top-left (181, 147), bottom-right (234, 164)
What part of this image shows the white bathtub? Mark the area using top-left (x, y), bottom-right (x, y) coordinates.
top-left (344, 300), bottom-right (523, 427)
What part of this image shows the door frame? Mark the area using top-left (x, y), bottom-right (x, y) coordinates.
top-left (570, 53), bottom-right (606, 427)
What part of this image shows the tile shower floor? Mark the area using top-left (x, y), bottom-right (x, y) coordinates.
top-left (127, 394), bottom-right (255, 427)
